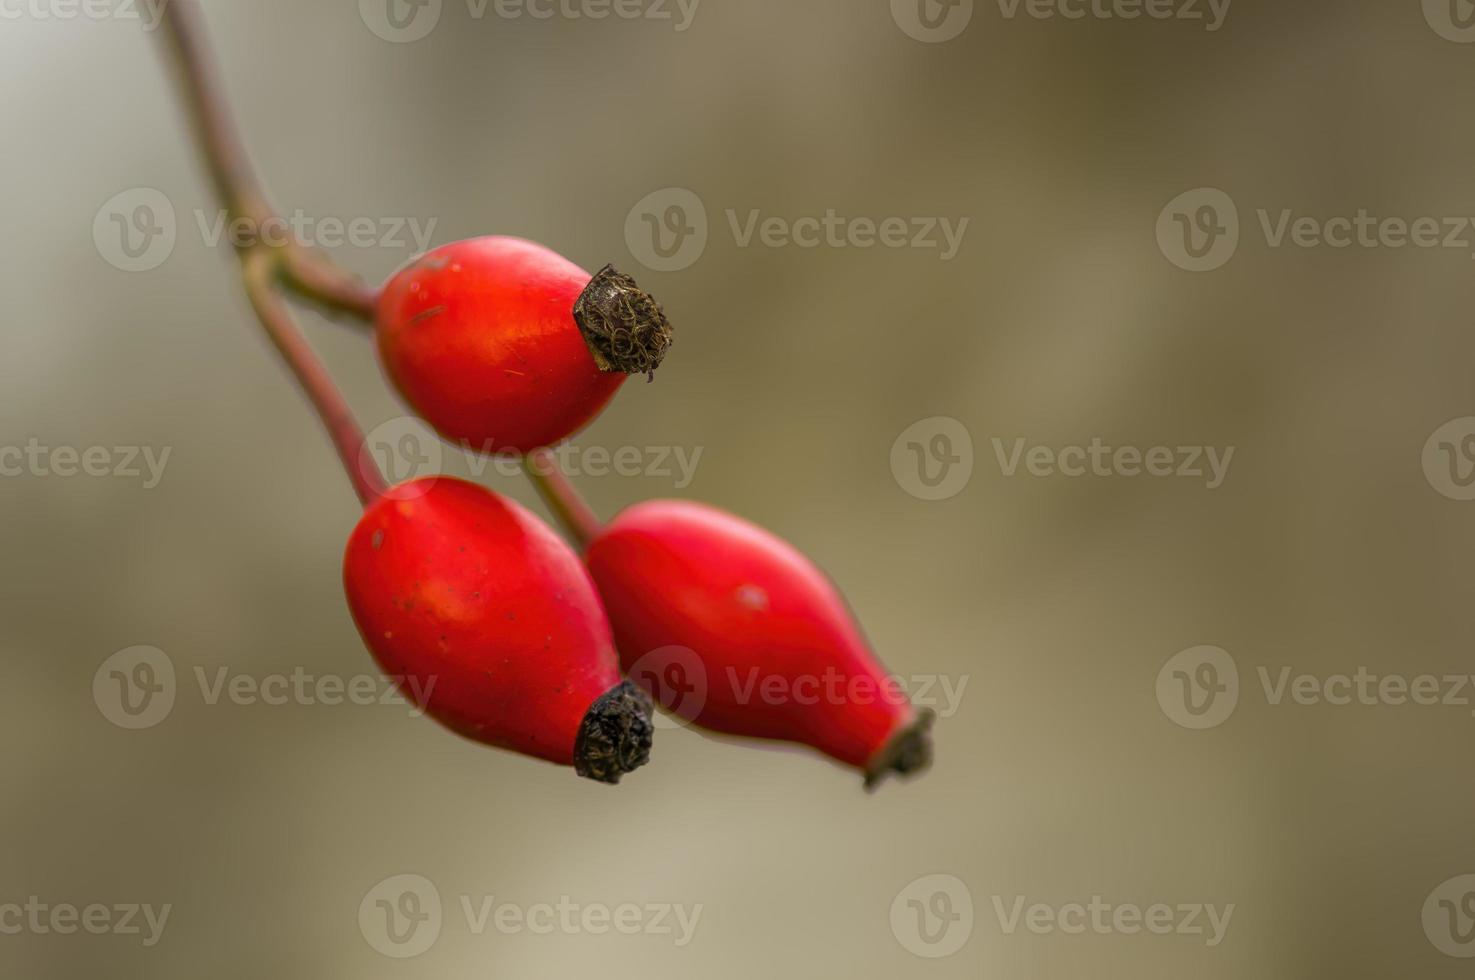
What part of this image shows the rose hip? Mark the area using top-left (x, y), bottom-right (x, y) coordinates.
top-left (584, 499), bottom-right (933, 788)
top-left (375, 236), bottom-right (673, 454)
top-left (344, 476), bottom-right (654, 783)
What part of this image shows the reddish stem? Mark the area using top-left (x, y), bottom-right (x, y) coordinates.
top-left (524, 449), bottom-right (605, 549)
top-left (243, 251), bottom-right (386, 506)
top-left (158, 0), bottom-right (271, 226)
top-left (279, 252), bottom-right (380, 322)
top-left (158, 0), bottom-right (385, 505)
top-left (158, 0), bottom-right (378, 324)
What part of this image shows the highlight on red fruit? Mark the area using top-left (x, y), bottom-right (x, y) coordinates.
top-left (583, 499), bottom-right (933, 788)
top-left (343, 476), bottom-right (654, 784)
top-left (374, 236), bottom-right (673, 455)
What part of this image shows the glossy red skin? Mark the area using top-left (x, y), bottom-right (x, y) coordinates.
top-left (376, 237), bottom-right (625, 454)
top-left (585, 500), bottom-right (916, 770)
top-left (344, 477), bottom-right (622, 766)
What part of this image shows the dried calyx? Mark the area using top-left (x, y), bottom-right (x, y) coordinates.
top-left (574, 680), bottom-right (656, 784)
top-left (863, 709), bottom-right (936, 791)
top-left (573, 264), bottom-right (674, 378)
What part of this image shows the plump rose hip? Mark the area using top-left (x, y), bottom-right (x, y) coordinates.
top-left (584, 499), bottom-right (933, 788)
top-left (343, 476), bottom-right (654, 783)
top-left (375, 237), bottom-right (672, 454)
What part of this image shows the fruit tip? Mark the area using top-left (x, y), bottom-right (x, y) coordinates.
top-left (572, 264), bottom-right (674, 377)
top-left (863, 708), bottom-right (936, 792)
top-left (574, 679), bottom-right (656, 784)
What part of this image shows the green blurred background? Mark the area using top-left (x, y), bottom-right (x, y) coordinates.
top-left (2, 0), bottom-right (1474, 976)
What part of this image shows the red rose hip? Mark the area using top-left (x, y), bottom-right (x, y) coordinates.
top-left (375, 237), bottom-right (673, 454)
top-left (584, 500), bottom-right (933, 788)
top-left (344, 476), bottom-right (654, 783)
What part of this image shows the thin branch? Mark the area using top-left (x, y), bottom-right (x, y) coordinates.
top-left (158, 0), bottom-right (377, 324)
top-left (156, 1), bottom-right (385, 505)
top-left (243, 250), bottom-right (386, 506)
top-left (524, 450), bottom-right (605, 549)
top-left (157, 0), bottom-right (271, 226)
top-left (279, 253), bottom-right (380, 322)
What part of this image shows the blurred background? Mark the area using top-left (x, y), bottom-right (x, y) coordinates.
top-left (2, 0), bottom-right (1474, 976)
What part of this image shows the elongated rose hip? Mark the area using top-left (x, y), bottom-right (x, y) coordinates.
top-left (583, 499), bottom-right (934, 788)
top-left (344, 477), bottom-right (654, 783)
top-left (375, 236), bottom-right (673, 454)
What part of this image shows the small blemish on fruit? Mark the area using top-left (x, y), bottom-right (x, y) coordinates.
top-left (409, 305), bottom-right (446, 325)
top-left (736, 584), bottom-right (769, 610)
top-left (371, 529), bottom-right (385, 550)
top-left (383, 631), bottom-right (393, 640)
